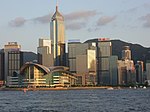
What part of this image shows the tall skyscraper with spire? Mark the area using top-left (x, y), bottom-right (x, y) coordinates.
top-left (50, 4), bottom-right (66, 66)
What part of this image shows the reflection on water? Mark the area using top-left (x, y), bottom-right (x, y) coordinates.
top-left (0, 88), bottom-right (150, 112)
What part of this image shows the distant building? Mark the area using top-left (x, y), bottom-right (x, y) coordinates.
top-left (146, 61), bottom-right (150, 85)
top-left (122, 46), bottom-right (131, 60)
top-left (7, 62), bottom-right (77, 87)
top-left (135, 61), bottom-right (144, 84)
top-left (109, 56), bottom-right (118, 86)
top-left (0, 49), bottom-right (4, 81)
top-left (37, 38), bottom-right (53, 67)
top-left (68, 42), bottom-right (96, 85)
top-left (96, 38), bottom-right (112, 85)
top-left (3, 42), bottom-right (23, 85)
top-left (117, 46), bottom-right (135, 85)
top-left (0, 43), bottom-right (37, 84)
top-left (118, 60), bottom-right (135, 85)
top-left (69, 38), bottom-right (116, 86)
top-left (50, 5), bottom-right (66, 66)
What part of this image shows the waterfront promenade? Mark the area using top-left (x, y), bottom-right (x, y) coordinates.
top-left (0, 86), bottom-right (114, 91)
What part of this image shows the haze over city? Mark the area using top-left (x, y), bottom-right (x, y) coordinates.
top-left (0, 0), bottom-right (150, 52)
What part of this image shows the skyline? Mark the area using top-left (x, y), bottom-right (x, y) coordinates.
top-left (0, 0), bottom-right (150, 52)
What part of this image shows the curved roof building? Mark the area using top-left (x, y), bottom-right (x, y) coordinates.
top-left (18, 62), bottom-right (77, 87)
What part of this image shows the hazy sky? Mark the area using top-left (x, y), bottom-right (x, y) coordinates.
top-left (0, 0), bottom-right (150, 52)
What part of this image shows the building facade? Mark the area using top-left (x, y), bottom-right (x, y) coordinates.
top-left (7, 62), bottom-right (77, 87)
top-left (0, 50), bottom-right (4, 81)
top-left (135, 61), bottom-right (144, 84)
top-left (4, 42), bottom-right (23, 85)
top-left (0, 43), bottom-right (37, 84)
top-left (50, 5), bottom-right (66, 66)
top-left (117, 46), bottom-right (135, 85)
top-left (37, 38), bottom-right (53, 67)
top-left (146, 61), bottom-right (150, 85)
top-left (68, 38), bottom-right (118, 86)
top-left (122, 46), bottom-right (131, 60)
top-left (118, 60), bottom-right (135, 85)
top-left (68, 42), bottom-right (97, 85)
top-left (109, 56), bottom-right (118, 86)
top-left (96, 38), bottom-right (112, 85)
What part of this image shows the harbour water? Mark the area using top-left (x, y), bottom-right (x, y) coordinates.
top-left (0, 88), bottom-right (150, 112)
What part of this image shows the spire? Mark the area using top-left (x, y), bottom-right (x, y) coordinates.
top-left (52, 0), bottom-right (64, 21)
top-left (56, 0), bottom-right (58, 11)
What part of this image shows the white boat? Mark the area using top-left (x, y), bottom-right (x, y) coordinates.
top-left (143, 86), bottom-right (147, 89)
top-left (107, 87), bottom-right (114, 90)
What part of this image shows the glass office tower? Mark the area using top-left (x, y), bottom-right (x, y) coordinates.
top-left (50, 5), bottom-right (66, 66)
top-left (96, 38), bottom-right (112, 85)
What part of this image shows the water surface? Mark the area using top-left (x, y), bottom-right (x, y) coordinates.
top-left (0, 88), bottom-right (150, 112)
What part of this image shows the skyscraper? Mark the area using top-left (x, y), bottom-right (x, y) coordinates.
top-left (146, 61), bottom-right (150, 85)
top-left (118, 46), bottom-right (135, 85)
top-left (68, 41), bottom-right (97, 85)
top-left (50, 5), bottom-right (66, 66)
top-left (0, 49), bottom-right (4, 81)
top-left (135, 61), bottom-right (144, 84)
top-left (37, 38), bottom-right (54, 67)
top-left (109, 56), bottom-right (118, 85)
top-left (78, 38), bottom-right (114, 85)
top-left (122, 46), bottom-right (131, 60)
top-left (96, 38), bottom-right (112, 85)
top-left (4, 42), bottom-right (23, 85)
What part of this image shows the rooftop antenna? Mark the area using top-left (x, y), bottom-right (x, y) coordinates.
top-left (56, 0), bottom-right (58, 11)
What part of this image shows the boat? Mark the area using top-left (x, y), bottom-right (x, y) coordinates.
top-left (107, 87), bottom-right (114, 90)
top-left (143, 86), bottom-right (147, 89)
top-left (23, 88), bottom-right (28, 93)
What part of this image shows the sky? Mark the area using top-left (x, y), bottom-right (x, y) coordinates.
top-left (0, 0), bottom-right (150, 53)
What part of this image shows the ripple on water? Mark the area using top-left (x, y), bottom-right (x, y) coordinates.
top-left (0, 89), bottom-right (150, 112)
